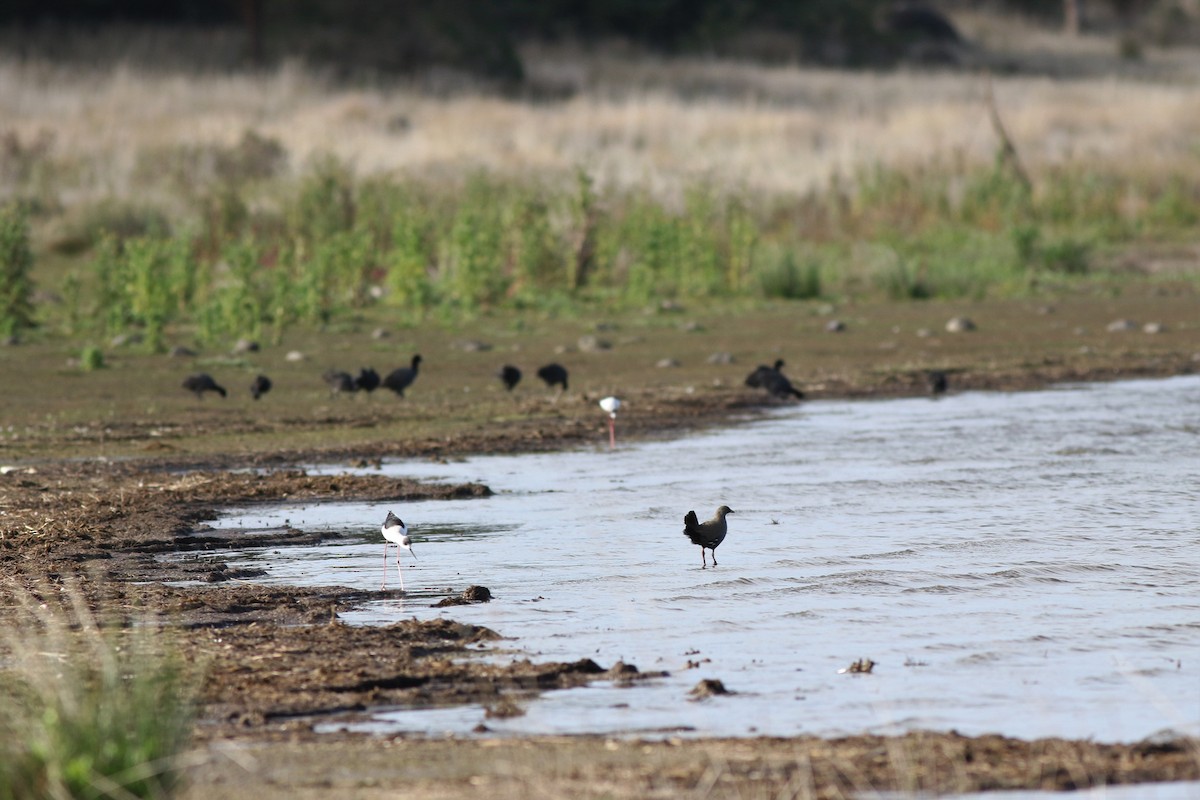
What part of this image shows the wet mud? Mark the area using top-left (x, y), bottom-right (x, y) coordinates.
top-left (2, 377), bottom-right (1198, 798)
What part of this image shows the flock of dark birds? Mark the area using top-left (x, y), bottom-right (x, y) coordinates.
top-left (178, 355), bottom-right (576, 402)
top-left (181, 354), bottom-right (948, 403)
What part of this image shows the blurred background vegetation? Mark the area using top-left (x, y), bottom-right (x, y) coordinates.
top-left (1, 1), bottom-right (1195, 78)
top-left (3, 0), bottom-right (1200, 349)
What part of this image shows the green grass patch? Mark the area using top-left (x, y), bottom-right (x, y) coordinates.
top-left (0, 586), bottom-right (198, 800)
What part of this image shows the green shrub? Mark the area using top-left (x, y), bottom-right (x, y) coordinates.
top-left (0, 203), bottom-right (35, 339)
top-left (759, 249), bottom-right (822, 300)
top-left (79, 345), bottom-right (105, 371)
top-left (0, 588), bottom-right (197, 800)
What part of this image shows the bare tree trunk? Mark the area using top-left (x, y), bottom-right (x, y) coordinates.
top-left (240, 0), bottom-right (264, 66)
top-left (1064, 0), bottom-right (1082, 36)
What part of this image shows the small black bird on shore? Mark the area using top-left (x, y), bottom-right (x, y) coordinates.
top-left (498, 365), bottom-right (522, 391)
top-left (250, 374), bottom-right (272, 400)
top-left (323, 369), bottom-right (357, 395)
top-left (683, 505), bottom-right (735, 568)
top-left (355, 367), bottom-right (381, 393)
top-left (745, 359), bottom-right (785, 389)
top-left (761, 369), bottom-right (804, 401)
top-left (182, 373), bottom-right (226, 399)
top-left (536, 363), bottom-right (568, 391)
top-left (927, 370), bottom-right (948, 397)
top-left (384, 354), bottom-right (423, 396)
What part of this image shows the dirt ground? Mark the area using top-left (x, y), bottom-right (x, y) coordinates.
top-left (2, 296), bottom-right (1199, 798)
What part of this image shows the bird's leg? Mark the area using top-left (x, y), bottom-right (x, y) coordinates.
top-left (711, 550), bottom-right (718, 567)
top-left (396, 553), bottom-right (406, 592)
top-left (381, 543), bottom-right (389, 590)
top-left (701, 549), bottom-right (707, 569)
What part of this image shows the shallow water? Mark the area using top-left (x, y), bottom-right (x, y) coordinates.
top-left (201, 376), bottom-right (1200, 742)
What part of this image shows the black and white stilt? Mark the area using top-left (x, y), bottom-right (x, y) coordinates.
top-left (599, 396), bottom-right (620, 448)
top-left (380, 511), bottom-right (416, 591)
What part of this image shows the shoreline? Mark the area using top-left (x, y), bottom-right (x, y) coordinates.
top-left (2, 358), bottom-right (1199, 798)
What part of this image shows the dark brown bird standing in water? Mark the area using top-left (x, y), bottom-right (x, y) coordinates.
top-left (745, 359), bottom-right (785, 389)
top-left (536, 363), bottom-right (568, 391)
top-left (498, 364), bottom-right (522, 391)
top-left (383, 354), bottom-right (422, 396)
top-left (683, 505), bottom-right (735, 568)
top-left (250, 374), bottom-right (272, 400)
top-left (182, 373), bottom-right (226, 398)
top-left (355, 367), bottom-right (381, 393)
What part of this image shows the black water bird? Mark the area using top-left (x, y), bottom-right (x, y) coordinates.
top-left (182, 373), bottom-right (226, 399)
top-left (355, 367), bottom-right (381, 393)
top-left (745, 359), bottom-right (785, 389)
top-left (383, 354), bottom-right (423, 396)
top-left (250, 374), bottom-right (272, 400)
top-left (323, 369), bottom-right (357, 395)
top-left (927, 370), bottom-right (948, 397)
top-left (498, 364), bottom-right (522, 391)
top-left (761, 369), bottom-right (805, 401)
top-left (683, 505), bottom-right (735, 568)
top-left (536, 363), bottom-right (568, 391)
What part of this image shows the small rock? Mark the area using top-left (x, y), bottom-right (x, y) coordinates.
top-left (110, 332), bottom-right (142, 347)
top-left (233, 338), bottom-right (260, 353)
top-left (578, 335), bottom-right (611, 353)
top-left (459, 339), bottom-right (492, 352)
top-left (945, 316), bottom-right (976, 333)
top-left (169, 345), bottom-right (197, 358)
top-left (461, 585), bottom-right (492, 602)
top-left (838, 658), bottom-right (876, 674)
top-left (484, 697), bottom-right (525, 719)
top-left (689, 678), bottom-right (730, 698)
top-left (1106, 319), bottom-right (1138, 332)
top-left (371, 327), bottom-right (390, 340)
top-left (285, 350), bottom-right (306, 362)
top-left (680, 321), bottom-right (704, 332)
top-left (707, 352), bottom-right (735, 365)
top-left (659, 299), bottom-right (685, 313)
top-left (915, 328), bottom-right (933, 338)
top-left (656, 358), bottom-right (680, 368)
top-left (1143, 322), bottom-right (1166, 334)
top-left (825, 319), bottom-right (846, 333)
top-left (433, 585), bottom-right (493, 607)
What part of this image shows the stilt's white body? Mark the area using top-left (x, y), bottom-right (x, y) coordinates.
top-left (381, 511), bottom-right (416, 591)
top-left (599, 396), bottom-right (621, 448)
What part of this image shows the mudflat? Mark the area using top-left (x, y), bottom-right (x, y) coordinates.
top-left (2, 297), bottom-right (1198, 798)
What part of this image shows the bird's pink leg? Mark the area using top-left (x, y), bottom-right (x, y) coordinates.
top-left (396, 553), bottom-right (406, 592)
top-left (608, 418), bottom-right (616, 449)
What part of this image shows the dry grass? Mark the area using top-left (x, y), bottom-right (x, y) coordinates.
top-left (6, 13), bottom-right (1200, 216)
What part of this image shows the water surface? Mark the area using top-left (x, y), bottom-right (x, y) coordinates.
top-left (202, 376), bottom-right (1200, 742)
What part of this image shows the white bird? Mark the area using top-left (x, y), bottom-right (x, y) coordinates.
top-left (599, 396), bottom-right (620, 449)
top-left (380, 511), bottom-right (416, 591)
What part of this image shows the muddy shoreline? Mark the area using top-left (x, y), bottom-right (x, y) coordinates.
top-left (2, 364), bottom-right (1199, 798)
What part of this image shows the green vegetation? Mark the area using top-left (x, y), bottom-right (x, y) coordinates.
top-left (12, 146), bottom-right (1200, 349)
top-left (0, 588), bottom-right (197, 800)
top-left (0, 204), bottom-right (35, 340)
